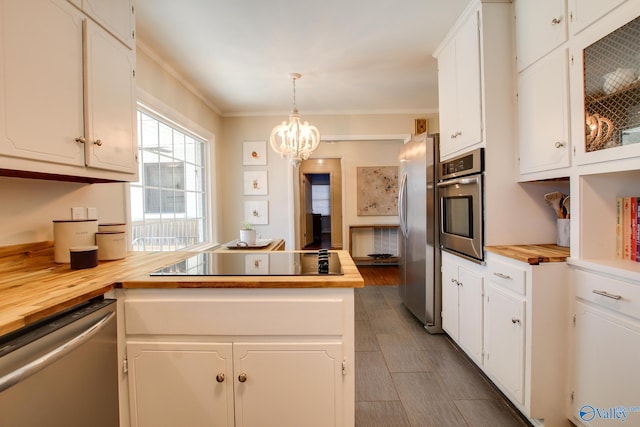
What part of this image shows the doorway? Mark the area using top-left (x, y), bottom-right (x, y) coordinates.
top-left (298, 159), bottom-right (342, 249)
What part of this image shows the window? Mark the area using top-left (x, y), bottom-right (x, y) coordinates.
top-left (130, 108), bottom-right (207, 251)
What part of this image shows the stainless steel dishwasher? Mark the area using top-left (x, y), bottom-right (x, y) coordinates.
top-left (0, 298), bottom-right (119, 427)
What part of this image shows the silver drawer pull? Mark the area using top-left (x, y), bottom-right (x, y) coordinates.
top-left (592, 290), bottom-right (622, 300)
top-left (493, 272), bottom-right (512, 280)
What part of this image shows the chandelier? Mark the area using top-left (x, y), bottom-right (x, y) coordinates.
top-left (269, 73), bottom-right (320, 166)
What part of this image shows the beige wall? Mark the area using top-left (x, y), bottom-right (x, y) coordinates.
top-left (220, 113), bottom-right (438, 248)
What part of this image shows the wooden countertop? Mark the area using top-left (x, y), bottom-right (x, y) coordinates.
top-left (0, 242), bottom-right (363, 336)
top-left (485, 244), bottom-right (570, 265)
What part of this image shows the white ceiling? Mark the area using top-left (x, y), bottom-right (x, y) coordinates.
top-left (135, 0), bottom-right (472, 117)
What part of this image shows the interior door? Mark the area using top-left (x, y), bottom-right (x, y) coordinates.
top-left (301, 175), bottom-right (314, 247)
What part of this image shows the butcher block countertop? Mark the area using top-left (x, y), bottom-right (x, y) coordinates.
top-left (485, 244), bottom-right (570, 265)
top-left (0, 242), bottom-right (363, 336)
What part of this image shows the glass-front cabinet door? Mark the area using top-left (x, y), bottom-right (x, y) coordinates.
top-left (576, 15), bottom-right (640, 164)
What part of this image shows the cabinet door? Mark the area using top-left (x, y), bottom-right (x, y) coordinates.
top-left (437, 41), bottom-right (458, 158)
top-left (127, 341), bottom-right (234, 427)
top-left (83, 19), bottom-right (137, 174)
top-left (484, 284), bottom-right (526, 405)
top-left (515, 0), bottom-right (567, 71)
top-left (458, 267), bottom-right (484, 364)
top-left (455, 10), bottom-right (482, 150)
top-left (0, 0), bottom-right (85, 167)
top-left (568, 0), bottom-right (629, 34)
top-left (573, 301), bottom-right (640, 426)
top-left (518, 48), bottom-right (570, 176)
top-left (441, 262), bottom-right (460, 340)
top-left (233, 342), bottom-right (343, 427)
top-left (80, 0), bottom-right (135, 48)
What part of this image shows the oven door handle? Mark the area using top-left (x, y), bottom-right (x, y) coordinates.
top-left (0, 311), bottom-right (115, 393)
top-left (436, 175), bottom-right (481, 188)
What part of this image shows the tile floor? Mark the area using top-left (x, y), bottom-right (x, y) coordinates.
top-left (354, 285), bottom-right (531, 427)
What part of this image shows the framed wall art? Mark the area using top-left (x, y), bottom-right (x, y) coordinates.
top-left (356, 166), bottom-right (399, 216)
top-left (243, 171), bottom-right (268, 195)
top-left (243, 141), bottom-right (267, 165)
top-left (244, 200), bottom-right (269, 225)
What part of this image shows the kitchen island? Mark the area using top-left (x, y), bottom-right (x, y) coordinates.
top-left (0, 242), bottom-right (362, 427)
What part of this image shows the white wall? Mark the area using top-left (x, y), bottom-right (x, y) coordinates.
top-left (0, 178), bottom-right (128, 245)
top-left (220, 114), bottom-right (438, 248)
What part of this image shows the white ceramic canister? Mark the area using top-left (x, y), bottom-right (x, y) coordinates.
top-left (53, 220), bottom-right (98, 263)
top-left (96, 231), bottom-right (127, 261)
top-left (98, 223), bottom-right (126, 233)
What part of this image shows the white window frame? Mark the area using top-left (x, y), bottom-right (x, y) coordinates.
top-left (127, 90), bottom-right (216, 251)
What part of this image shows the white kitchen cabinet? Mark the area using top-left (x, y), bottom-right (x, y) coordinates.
top-left (517, 48), bottom-right (571, 179)
top-left (83, 19), bottom-right (137, 173)
top-left (568, 0), bottom-right (629, 35)
top-left (127, 342), bottom-right (235, 427)
top-left (0, 0), bottom-right (85, 167)
top-left (68, 0), bottom-right (135, 48)
top-left (484, 280), bottom-right (526, 405)
top-left (484, 252), bottom-right (570, 426)
top-left (441, 252), bottom-right (484, 365)
top-left (0, 0), bottom-right (137, 181)
top-left (127, 340), bottom-right (343, 427)
top-left (570, 267), bottom-right (640, 427)
top-left (233, 342), bottom-right (343, 427)
top-left (435, 9), bottom-right (482, 159)
top-left (123, 288), bottom-right (354, 427)
top-left (514, 0), bottom-right (568, 72)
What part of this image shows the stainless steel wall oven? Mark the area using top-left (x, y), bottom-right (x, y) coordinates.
top-left (437, 148), bottom-right (484, 263)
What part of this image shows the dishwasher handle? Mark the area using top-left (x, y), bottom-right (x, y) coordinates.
top-left (0, 311), bottom-right (115, 393)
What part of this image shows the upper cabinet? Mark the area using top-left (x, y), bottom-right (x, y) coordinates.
top-left (572, 14), bottom-right (640, 167)
top-left (435, 10), bottom-right (482, 159)
top-left (514, 0), bottom-right (568, 72)
top-left (568, 0), bottom-right (629, 35)
top-left (0, 0), bottom-right (137, 182)
top-left (68, 0), bottom-right (135, 48)
top-left (517, 48), bottom-right (571, 178)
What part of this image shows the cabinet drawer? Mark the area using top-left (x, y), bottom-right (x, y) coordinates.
top-left (574, 268), bottom-right (640, 320)
top-left (125, 296), bottom-right (346, 336)
top-left (487, 259), bottom-right (526, 296)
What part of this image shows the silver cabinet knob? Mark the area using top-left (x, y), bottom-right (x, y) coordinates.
top-left (555, 141), bottom-right (565, 148)
top-left (511, 318), bottom-right (521, 324)
top-left (551, 16), bottom-right (563, 25)
top-left (75, 136), bottom-right (86, 144)
top-left (93, 139), bottom-right (103, 146)
top-left (216, 373), bottom-right (225, 383)
top-left (238, 373), bottom-right (247, 383)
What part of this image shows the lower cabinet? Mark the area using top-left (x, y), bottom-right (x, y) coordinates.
top-left (484, 252), bottom-right (570, 426)
top-left (443, 251), bottom-right (571, 426)
top-left (484, 280), bottom-right (526, 405)
top-left (121, 288), bottom-right (354, 427)
top-left (571, 267), bottom-right (640, 427)
top-left (127, 341), bottom-right (343, 427)
top-left (441, 252), bottom-right (484, 365)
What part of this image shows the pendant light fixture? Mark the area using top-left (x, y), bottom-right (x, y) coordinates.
top-left (269, 73), bottom-right (320, 166)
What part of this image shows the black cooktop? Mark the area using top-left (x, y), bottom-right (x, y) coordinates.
top-left (150, 251), bottom-right (343, 276)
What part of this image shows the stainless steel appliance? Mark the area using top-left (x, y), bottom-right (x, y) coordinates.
top-left (0, 298), bottom-right (118, 427)
top-left (398, 133), bottom-right (442, 333)
top-left (437, 148), bottom-right (484, 263)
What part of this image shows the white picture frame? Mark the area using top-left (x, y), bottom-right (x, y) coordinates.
top-left (243, 141), bottom-right (267, 165)
top-left (244, 201), bottom-right (269, 225)
top-left (243, 171), bottom-right (268, 195)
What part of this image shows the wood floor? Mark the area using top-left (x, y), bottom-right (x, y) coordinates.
top-left (354, 266), bottom-right (530, 427)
